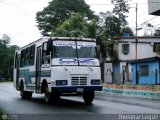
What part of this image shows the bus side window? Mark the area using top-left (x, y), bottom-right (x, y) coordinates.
top-left (29, 45), bottom-right (35, 65)
top-left (42, 42), bottom-right (50, 64)
top-left (20, 49), bottom-right (25, 67)
top-left (25, 47), bottom-right (30, 66)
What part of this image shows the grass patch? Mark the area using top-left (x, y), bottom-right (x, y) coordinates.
top-left (0, 107), bottom-right (7, 120)
top-left (0, 107), bottom-right (4, 120)
top-left (0, 80), bottom-right (12, 83)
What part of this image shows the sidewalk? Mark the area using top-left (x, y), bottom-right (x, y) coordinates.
top-left (98, 84), bottom-right (160, 100)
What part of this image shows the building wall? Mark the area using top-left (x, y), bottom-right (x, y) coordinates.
top-left (132, 60), bottom-right (160, 85)
top-left (104, 63), bottom-right (113, 84)
top-left (118, 42), bottom-right (159, 60)
top-left (148, 0), bottom-right (160, 15)
top-left (117, 37), bottom-right (160, 61)
top-left (113, 64), bottom-right (121, 84)
top-left (113, 37), bottom-right (160, 84)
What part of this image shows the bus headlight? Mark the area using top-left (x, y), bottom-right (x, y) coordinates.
top-left (91, 79), bottom-right (101, 85)
top-left (51, 80), bottom-right (55, 86)
top-left (56, 80), bottom-right (68, 86)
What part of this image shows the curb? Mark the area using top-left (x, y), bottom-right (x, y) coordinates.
top-left (96, 87), bottom-right (160, 100)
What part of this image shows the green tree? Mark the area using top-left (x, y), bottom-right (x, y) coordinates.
top-left (2, 34), bottom-right (10, 45)
top-left (143, 23), bottom-right (154, 36)
top-left (36, 0), bottom-right (95, 35)
top-left (111, 0), bottom-right (131, 27)
top-left (121, 27), bottom-right (134, 36)
top-left (97, 12), bottom-right (133, 59)
top-left (154, 28), bottom-right (160, 36)
top-left (52, 13), bottom-right (96, 38)
top-left (0, 35), bottom-right (18, 80)
top-left (105, 14), bottom-right (121, 39)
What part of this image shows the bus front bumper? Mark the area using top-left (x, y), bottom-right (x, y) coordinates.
top-left (51, 86), bottom-right (102, 93)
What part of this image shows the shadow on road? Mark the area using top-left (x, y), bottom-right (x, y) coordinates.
top-left (16, 95), bottom-right (99, 113)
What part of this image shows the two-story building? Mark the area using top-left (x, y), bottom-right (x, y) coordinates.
top-left (104, 36), bottom-right (160, 84)
top-left (104, 0), bottom-right (160, 84)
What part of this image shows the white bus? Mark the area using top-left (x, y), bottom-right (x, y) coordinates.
top-left (13, 37), bottom-right (102, 104)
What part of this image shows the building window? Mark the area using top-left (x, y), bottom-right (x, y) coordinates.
top-left (122, 44), bottom-right (129, 55)
top-left (153, 43), bottom-right (160, 52)
top-left (140, 65), bottom-right (149, 76)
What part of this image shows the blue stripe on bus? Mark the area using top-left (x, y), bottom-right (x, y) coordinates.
top-left (19, 69), bottom-right (51, 83)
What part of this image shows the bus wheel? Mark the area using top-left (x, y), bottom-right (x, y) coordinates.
top-left (51, 91), bottom-right (60, 104)
top-left (82, 91), bottom-right (94, 104)
top-left (20, 81), bottom-right (26, 99)
top-left (26, 92), bottom-right (32, 99)
top-left (44, 84), bottom-right (52, 104)
top-left (20, 81), bottom-right (32, 99)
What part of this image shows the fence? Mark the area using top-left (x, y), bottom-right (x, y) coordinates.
top-left (113, 71), bottom-right (132, 84)
top-left (108, 70), bottom-right (160, 85)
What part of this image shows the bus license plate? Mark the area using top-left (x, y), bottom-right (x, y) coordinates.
top-left (77, 88), bottom-right (84, 92)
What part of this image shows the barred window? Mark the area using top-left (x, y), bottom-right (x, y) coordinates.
top-left (122, 44), bottom-right (129, 55)
top-left (153, 43), bottom-right (160, 52)
top-left (140, 65), bottom-right (149, 76)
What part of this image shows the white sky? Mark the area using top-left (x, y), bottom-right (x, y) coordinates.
top-left (0, 0), bottom-right (159, 47)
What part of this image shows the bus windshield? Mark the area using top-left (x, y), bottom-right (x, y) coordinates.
top-left (53, 46), bottom-right (76, 58)
top-left (52, 41), bottom-right (97, 59)
top-left (78, 47), bottom-right (96, 58)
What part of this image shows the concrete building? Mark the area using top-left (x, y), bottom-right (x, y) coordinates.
top-left (130, 57), bottom-right (160, 85)
top-left (104, 36), bottom-right (160, 84)
top-left (148, 0), bottom-right (160, 15)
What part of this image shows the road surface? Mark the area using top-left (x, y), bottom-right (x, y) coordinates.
top-left (0, 82), bottom-right (160, 120)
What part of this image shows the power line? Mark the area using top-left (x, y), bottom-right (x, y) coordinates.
top-left (141, 16), bottom-right (159, 25)
top-left (88, 4), bottom-right (113, 6)
top-left (28, 0), bottom-right (50, 2)
top-left (0, 0), bottom-right (40, 17)
top-left (88, 2), bottom-right (160, 6)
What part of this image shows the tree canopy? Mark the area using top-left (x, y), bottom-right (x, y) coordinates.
top-left (0, 34), bottom-right (19, 80)
top-left (52, 13), bottom-right (96, 38)
top-left (36, 0), bottom-right (96, 35)
top-left (111, 0), bottom-right (131, 27)
top-left (154, 28), bottom-right (160, 36)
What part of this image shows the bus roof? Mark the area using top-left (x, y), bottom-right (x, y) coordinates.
top-left (18, 37), bottom-right (96, 50)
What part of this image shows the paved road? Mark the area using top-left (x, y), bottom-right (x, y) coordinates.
top-left (0, 82), bottom-right (160, 120)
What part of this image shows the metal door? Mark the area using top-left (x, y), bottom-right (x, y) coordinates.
top-left (36, 47), bottom-right (42, 93)
top-left (16, 54), bottom-right (20, 89)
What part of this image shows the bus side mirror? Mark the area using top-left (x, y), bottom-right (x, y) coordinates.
top-left (43, 42), bottom-right (47, 51)
top-left (96, 45), bottom-right (100, 59)
top-left (47, 39), bottom-right (52, 51)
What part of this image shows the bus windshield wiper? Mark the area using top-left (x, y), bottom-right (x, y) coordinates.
top-left (79, 58), bottom-right (94, 71)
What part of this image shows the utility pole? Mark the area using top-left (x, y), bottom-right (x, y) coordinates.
top-left (135, 3), bottom-right (138, 85)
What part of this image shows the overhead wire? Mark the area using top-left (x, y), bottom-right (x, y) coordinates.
top-left (0, 0), bottom-right (160, 32)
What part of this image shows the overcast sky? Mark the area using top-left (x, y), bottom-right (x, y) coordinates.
top-left (0, 0), bottom-right (159, 47)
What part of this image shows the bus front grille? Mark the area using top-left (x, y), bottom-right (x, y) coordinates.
top-left (71, 76), bottom-right (87, 86)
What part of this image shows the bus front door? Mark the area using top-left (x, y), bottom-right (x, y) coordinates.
top-left (16, 54), bottom-right (20, 90)
top-left (36, 47), bottom-right (42, 93)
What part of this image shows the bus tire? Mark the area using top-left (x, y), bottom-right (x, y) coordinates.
top-left (44, 83), bottom-right (52, 104)
top-left (51, 91), bottom-right (60, 104)
top-left (20, 81), bottom-right (26, 99)
top-left (20, 81), bottom-right (32, 99)
top-left (26, 91), bottom-right (32, 100)
top-left (83, 91), bottom-right (94, 104)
